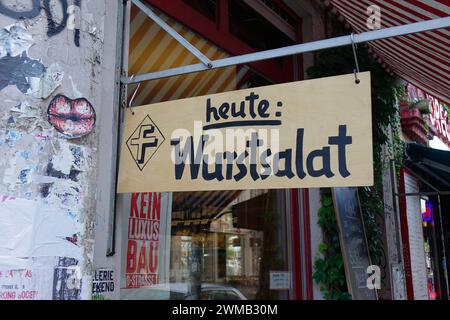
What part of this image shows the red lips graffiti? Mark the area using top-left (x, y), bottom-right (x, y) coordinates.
top-left (47, 95), bottom-right (96, 139)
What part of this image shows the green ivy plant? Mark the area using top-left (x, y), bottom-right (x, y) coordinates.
top-left (308, 20), bottom-right (405, 299)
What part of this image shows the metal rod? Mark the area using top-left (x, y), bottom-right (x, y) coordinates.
top-left (395, 192), bottom-right (450, 197)
top-left (422, 158), bottom-right (450, 175)
top-left (390, 159), bottom-right (404, 268)
top-left (122, 16), bottom-right (450, 84)
top-left (131, 0), bottom-right (212, 68)
top-left (414, 163), bottom-right (450, 188)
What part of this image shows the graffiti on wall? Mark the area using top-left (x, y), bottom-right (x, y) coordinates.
top-left (0, 0), bottom-right (81, 47)
top-left (47, 95), bottom-right (96, 139)
top-left (0, 53), bottom-right (45, 93)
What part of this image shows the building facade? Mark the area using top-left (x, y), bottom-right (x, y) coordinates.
top-left (0, 0), bottom-right (448, 301)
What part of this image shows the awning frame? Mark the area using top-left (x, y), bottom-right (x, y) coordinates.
top-left (124, 0), bottom-right (450, 84)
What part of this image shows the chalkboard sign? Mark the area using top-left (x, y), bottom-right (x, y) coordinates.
top-left (332, 187), bottom-right (378, 300)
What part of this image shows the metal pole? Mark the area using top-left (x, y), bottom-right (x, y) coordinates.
top-left (122, 16), bottom-right (450, 84)
top-left (107, 0), bottom-right (131, 257)
top-left (130, 0), bottom-right (212, 68)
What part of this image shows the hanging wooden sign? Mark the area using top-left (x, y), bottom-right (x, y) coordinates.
top-left (117, 72), bottom-right (373, 193)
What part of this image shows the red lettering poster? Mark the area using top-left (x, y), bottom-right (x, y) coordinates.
top-left (120, 193), bottom-right (172, 299)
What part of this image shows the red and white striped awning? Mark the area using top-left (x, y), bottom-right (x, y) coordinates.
top-left (322, 0), bottom-right (450, 106)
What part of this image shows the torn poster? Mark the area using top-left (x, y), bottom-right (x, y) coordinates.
top-left (52, 257), bottom-right (82, 300)
top-left (47, 95), bottom-right (96, 139)
top-left (0, 196), bottom-right (38, 258)
top-left (0, 196), bottom-right (82, 260)
top-left (28, 63), bottom-right (64, 99)
top-left (0, 52), bottom-right (45, 94)
top-left (0, 23), bottom-right (33, 58)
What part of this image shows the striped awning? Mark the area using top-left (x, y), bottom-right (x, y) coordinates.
top-left (322, 0), bottom-right (450, 106)
top-left (129, 4), bottom-right (249, 105)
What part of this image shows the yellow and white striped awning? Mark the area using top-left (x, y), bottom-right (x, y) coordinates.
top-left (128, 4), bottom-right (249, 105)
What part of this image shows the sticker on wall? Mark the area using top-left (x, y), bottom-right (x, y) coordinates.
top-left (47, 95), bottom-right (96, 139)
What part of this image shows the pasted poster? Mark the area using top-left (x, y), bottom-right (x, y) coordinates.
top-left (0, 196), bottom-right (84, 300)
top-left (120, 192), bottom-right (172, 300)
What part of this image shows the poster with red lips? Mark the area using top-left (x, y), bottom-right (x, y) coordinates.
top-left (47, 95), bottom-right (96, 139)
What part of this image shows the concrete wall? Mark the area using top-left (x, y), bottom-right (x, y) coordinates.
top-left (0, 0), bottom-right (119, 300)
